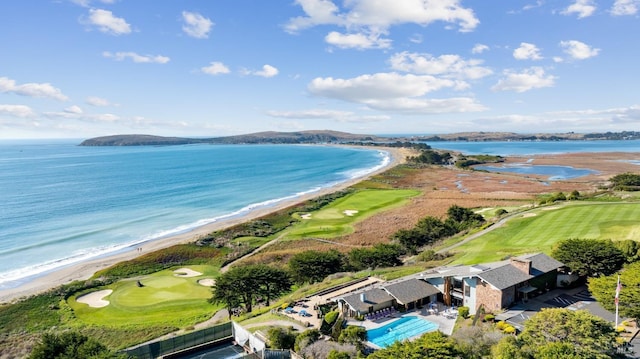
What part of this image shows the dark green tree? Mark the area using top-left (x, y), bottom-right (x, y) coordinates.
top-left (492, 308), bottom-right (620, 359)
top-left (288, 249), bottom-right (345, 284)
top-left (551, 238), bottom-right (625, 277)
top-left (589, 261), bottom-right (640, 319)
top-left (211, 264), bottom-right (291, 314)
top-left (445, 204), bottom-right (485, 230)
top-left (347, 243), bottom-right (403, 270)
top-left (29, 331), bottom-right (127, 359)
top-left (610, 172), bottom-right (640, 191)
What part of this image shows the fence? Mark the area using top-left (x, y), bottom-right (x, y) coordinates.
top-left (122, 322), bottom-right (233, 359)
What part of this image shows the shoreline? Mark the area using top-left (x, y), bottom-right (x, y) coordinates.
top-left (0, 146), bottom-right (409, 304)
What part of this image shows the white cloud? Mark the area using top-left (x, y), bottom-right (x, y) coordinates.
top-left (86, 96), bottom-right (111, 106)
top-left (0, 104), bottom-right (36, 118)
top-left (389, 52), bottom-right (493, 80)
top-left (182, 11), bottom-right (213, 39)
top-left (513, 42), bottom-right (543, 60)
top-left (266, 109), bottom-right (389, 123)
top-left (325, 31), bottom-right (391, 50)
top-left (102, 51), bottom-right (170, 64)
top-left (492, 67), bottom-right (556, 92)
top-left (611, 0), bottom-right (639, 15)
top-left (70, 0), bottom-right (116, 7)
top-left (475, 105), bottom-right (640, 131)
top-left (559, 40), bottom-right (600, 60)
top-left (308, 72), bottom-right (486, 114)
top-left (201, 62), bottom-right (231, 75)
top-left (0, 77), bottom-right (69, 101)
top-left (471, 44), bottom-right (489, 54)
top-left (86, 9), bottom-right (131, 35)
top-left (286, 0), bottom-right (479, 48)
top-left (243, 64), bottom-right (279, 78)
top-left (64, 105), bottom-right (83, 114)
top-left (562, 0), bottom-right (596, 18)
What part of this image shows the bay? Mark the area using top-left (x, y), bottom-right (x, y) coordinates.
top-left (0, 141), bottom-right (389, 288)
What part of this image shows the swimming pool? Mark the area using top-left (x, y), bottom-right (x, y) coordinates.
top-left (367, 316), bottom-right (439, 348)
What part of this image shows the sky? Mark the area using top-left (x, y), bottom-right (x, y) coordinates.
top-left (1, 0), bottom-right (639, 139)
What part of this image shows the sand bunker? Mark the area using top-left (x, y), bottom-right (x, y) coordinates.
top-left (173, 268), bottom-right (202, 277)
top-left (77, 289), bottom-right (113, 308)
top-left (522, 213), bottom-right (537, 218)
top-left (198, 278), bottom-right (215, 287)
top-left (300, 213), bottom-right (312, 219)
top-left (343, 210), bottom-right (359, 216)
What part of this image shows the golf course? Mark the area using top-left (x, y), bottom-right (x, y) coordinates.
top-left (449, 201), bottom-right (640, 264)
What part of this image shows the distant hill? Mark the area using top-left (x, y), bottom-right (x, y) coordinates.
top-left (79, 131), bottom-right (385, 146)
top-left (79, 130), bottom-right (640, 146)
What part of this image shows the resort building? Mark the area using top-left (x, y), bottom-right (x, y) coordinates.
top-left (336, 253), bottom-right (564, 316)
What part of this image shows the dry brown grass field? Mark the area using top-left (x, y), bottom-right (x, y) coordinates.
top-left (245, 152), bottom-right (640, 264)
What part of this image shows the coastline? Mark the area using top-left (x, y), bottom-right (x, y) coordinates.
top-left (0, 146), bottom-right (409, 304)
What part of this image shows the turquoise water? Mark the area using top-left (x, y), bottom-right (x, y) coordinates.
top-left (367, 316), bottom-right (439, 348)
top-left (0, 141), bottom-right (389, 289)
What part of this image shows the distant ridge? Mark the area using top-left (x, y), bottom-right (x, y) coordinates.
top-left (79, 130), bottom-right (640, 146)
top-left (79, 130), bottom-right (384, 146)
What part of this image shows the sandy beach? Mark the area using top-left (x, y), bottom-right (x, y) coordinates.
top-left (0, 146), bottom-right (410, 304)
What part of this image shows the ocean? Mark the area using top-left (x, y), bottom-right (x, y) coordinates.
top-left (0, 141), bottom-right (390, 289)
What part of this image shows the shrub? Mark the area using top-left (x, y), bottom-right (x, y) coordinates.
top-left (458, 306), bottom-right (469, 319)
top-left (483, 314), bottom-right (495, 322)
top-left (503, 325), bottom-right (516, 334)
top-left (496, 321), bottom-right (508, 330)
top-left (324, 310), bottom-right (339, 325)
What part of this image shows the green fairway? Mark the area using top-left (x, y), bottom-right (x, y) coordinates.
top-left (70, 265), bottom-right (221, 327)
top-left (284, 189), bottom-right (420, 239)
top-left (451, 202), bottom-right (640, 264)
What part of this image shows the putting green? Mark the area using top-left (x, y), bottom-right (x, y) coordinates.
top-left (451, 202), bottom-right (640, 264)
top-left (70, 265), bottom-right (220, 327)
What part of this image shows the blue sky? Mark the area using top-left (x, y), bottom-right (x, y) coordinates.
top-left (1, 0), bottom-right (639, 139)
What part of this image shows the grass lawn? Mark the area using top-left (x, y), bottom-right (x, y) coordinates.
top-left (284, 189), bottom-right (420, 239)
top-left (69, 265), bottom-right (222, 327)
top-left (451, 202), bottom-right (640, 264)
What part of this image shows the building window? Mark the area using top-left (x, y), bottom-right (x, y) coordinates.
top-left (464, 285), bottom-right (470, 297)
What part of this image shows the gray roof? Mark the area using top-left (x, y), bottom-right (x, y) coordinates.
top-left (416, 253), bottom-right (564, 290)
top-left (340, 288), bottom-right (394, 313)
top-left (521, 253), bottom-right (565, 274)
top-left (383, 278), bottom-right (440, 305)
top-left (476, 264), bottom-right (532, 290)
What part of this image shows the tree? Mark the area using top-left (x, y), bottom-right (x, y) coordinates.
top-left (615, 239), bottom-right (639, 263)
top-left (367, 331), bottom-right (462, 359)
top-left (589, 261), bottom-right (640, 319)
top-left (451, 323), bottom-right (502, 358)
top-left (348, 243), bottom-right (403, 270)
top-left (294, 329), bottom-right (321, 352)
top-left (288, 250), bottom-right (345, 284)
top-left (267, 327), bottom-right (297, 350)
top-left (551, 238), bottom-right (625, 277)
top-left (446, 204), bottom-right (485, 230)
top-left (327, 350), bottom-right (351, 359)
top-left (29, 331), bottom-right (126, 359)
top-left (610, 172), bottom-right (640, 191)
top-left (492, 308), bottom-right (620, 359)
top-left (337, 325), bottom-right (367, 350)
top-left (211, 264), bottom-right (291, 315)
